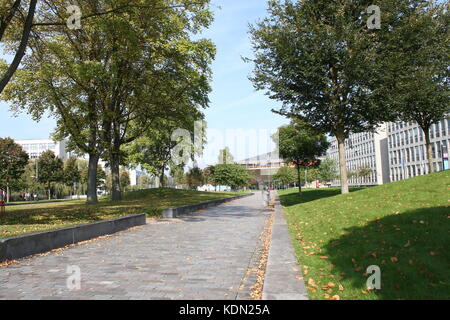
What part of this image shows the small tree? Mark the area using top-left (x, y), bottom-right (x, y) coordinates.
top-left (120, 170), bottom-right (131, 192)
top-left (37, 150), bottom-right (64, 200)
top-left (210, 164), bottom-right (252, 190)
top-left (0, 137), bottom-right (29, 202)
top-left (185, 167), bottom-right (205, 189)
top-left (276, 120), bottom-right (329, 194)
top-left (318, 158), bottom-right (339, 184)
top-left (64, 158), bottom-right (80, 195)
top-left (273, 166), bottom-right (297, 188)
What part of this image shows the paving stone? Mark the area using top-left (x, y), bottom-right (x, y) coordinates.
top-left (0, 193), bottom-right (269, 300)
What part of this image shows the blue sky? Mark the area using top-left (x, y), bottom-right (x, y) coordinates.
top-left (0, 1), bottom-right (288, 163)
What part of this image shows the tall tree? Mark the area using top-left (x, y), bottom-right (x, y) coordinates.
top-left (0, 137), bottom-right (29, 202)
top-left (275, 120), bottom-right (329, 194)
top-left (37, 150), bottom-right (64, 200)
top-left (374, 1), bottom-right (449, 173)
top-left (248, 0), bottom-right (402, 194)
top-left (3, 0), bottom-right (215, 203)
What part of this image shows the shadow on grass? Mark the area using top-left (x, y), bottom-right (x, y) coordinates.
top-left (279, 188), bottom-right (365, 207)
top-left (324, 206), bottom-right (450, 300)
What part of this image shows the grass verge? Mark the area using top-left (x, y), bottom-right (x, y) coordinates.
top-left (279, 171), bottom-right (449, 300)
top-left (0, 188), bottom-right (245, 238)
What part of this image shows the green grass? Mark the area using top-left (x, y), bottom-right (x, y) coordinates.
top-left (279, 171), bottom-right (449, 300)
top-left (0, 188), bottom-right (245, 238)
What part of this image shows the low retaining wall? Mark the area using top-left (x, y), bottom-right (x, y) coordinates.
top-left (0, 214), bottom-right (146, 263)
top-left (162, 193), bottom-right (253, 219)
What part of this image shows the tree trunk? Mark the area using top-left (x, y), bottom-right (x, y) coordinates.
top-left (48, 182), bottom-right (51, 200)
top-left (337, 134), bottom-right (350, 194)
top-left (423, 127), bottom-right (434, 174)
top-left (296, 164), bottom-right (302, 194)
top-left (6, 184), bottom-right (10, 203)
top-left (160, 171), bottom-right (165, 188)
top-left (86, 154), bottom-right (99, 204)
top-left (110, 150), bottom-right (122, 201)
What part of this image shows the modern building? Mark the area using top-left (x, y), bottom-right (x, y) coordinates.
top-left (387, 118), bottom-right (450, 182)
top-left (237, 151), bottom-right (286, 187)
top-left (325, 116), bottom-right (450, 186)
top-left (15, 139), bottom-right (70, 160)
top-left (326, 124), bottom-right (390, 186)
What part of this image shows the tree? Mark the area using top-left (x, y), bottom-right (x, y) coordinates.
top-left (3, 0), bottom-right (215, 203)
top-left (248, 0), bottom-right (403, 194)
top-left (0, 0), bottom-right (37, 94)
top-left (0, 137), bottom-right (29, 202)
top-left (119, 170), bottom-right (130, 192)
top-left (275, 120), bottom-right (329, 194)
top-left (63, 157), bottom-right (80, 195)
top-left (218, 147), bottom-right (234, 164)
top-left (137, 175), bottom-right (152, 190)
top-left (318, 158), bottom-right (339, 184)
top-left (374, 2), bottom-right (449, 173)
top-left (185, 167), bottom-right (205, 189)
top-left (37, 150), bottom-right (64, 200)
top-left (209, 164), bottom-right (252, 190)
top-left (273, 166), bottom-right (297, 188)
top-left (81, 164), bottom-right (106, 193)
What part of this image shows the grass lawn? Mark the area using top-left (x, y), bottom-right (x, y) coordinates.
top-left (279, 170), bottom-right (449, 300)
top-left (0, 188), bottom-right (245, 238)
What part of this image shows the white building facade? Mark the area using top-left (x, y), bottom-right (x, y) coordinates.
top-left (387, 118), bottom-right (450, 182)
top-left (15, 139), bottom-right (69, 160)
top-left (326, 124), bottom-right (390, 186)
top-left (325, 116), bottom-right (450, 186)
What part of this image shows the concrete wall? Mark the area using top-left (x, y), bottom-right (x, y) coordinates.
top-left (0, 214), bottom-right (146, 263)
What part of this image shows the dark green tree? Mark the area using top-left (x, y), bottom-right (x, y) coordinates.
top-left (247, 0), bottom-right (406, 194)
top-left (185, 167), bottom-right (205, 189)
top-left (275, 120), bottom-right (329, 194)
top-left (210, 164), bottom-right (252, 190)
top-left (373, 2), bottom-right (449, 173)
top-left (63, 157), bottom-right (80, 195)
top-left (0, 137), bottom-right (29, 202)
top-left (37, 150), bottom-right (64, 200)
top-left (273, 166), bottom-right (297, 188)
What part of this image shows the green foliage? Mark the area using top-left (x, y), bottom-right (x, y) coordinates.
top-left (185, 167), bottom-right (205, 189)
top-left (318, 158), bottom-right (339, 183)
top-left (276, 120), bottom-right (329, 166)
top-left (120, 170), bottom-right (131, 191)
top-left (273, 166), bottom-right (297, 185)
top-left (36, 150), bottom-right (64, 199)
top-left (248, 0), bottom-right (392, 138)
top-left (0, 137), bottom-right (29, 191)
top-left (209, 164), bottom-right (252, 190)
top-left (63, 157), bottom-right (81, 188)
